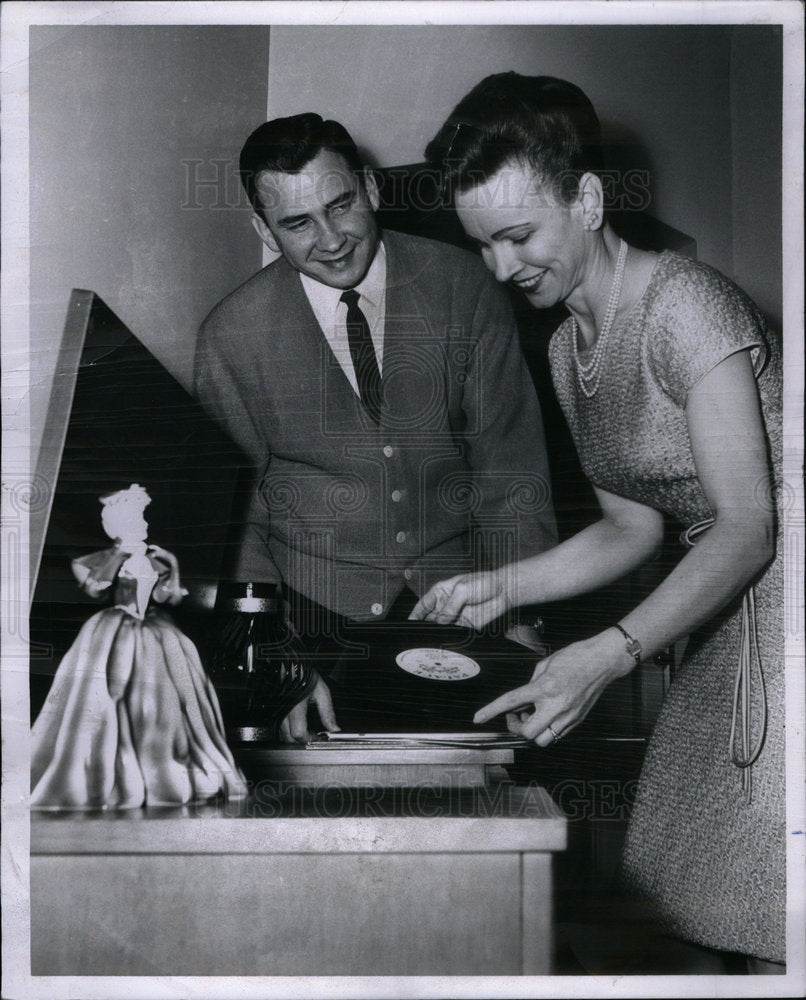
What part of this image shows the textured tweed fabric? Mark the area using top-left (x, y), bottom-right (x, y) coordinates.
top-left (549, 251), bottom-right (785, 962)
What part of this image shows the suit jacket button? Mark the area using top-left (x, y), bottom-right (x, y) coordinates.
top-left (371, 602), bottom-right (383, 616)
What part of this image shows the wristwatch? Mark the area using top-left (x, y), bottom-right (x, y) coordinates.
top-left (613, 623), bottom-right (642, 666)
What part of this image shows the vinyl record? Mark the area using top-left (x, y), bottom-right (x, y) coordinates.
top-left (326, 621), bottom-right (537, 733)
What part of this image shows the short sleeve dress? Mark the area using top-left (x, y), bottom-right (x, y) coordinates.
top-left (549, 251), bottom-right (784, 963)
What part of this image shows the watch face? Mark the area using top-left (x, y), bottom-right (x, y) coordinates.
top-left (395, 647), bottom-right (481, 681)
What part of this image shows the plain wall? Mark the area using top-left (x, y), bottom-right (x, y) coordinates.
top-left (267, 24), bottom-right (781, 324)
top-left (730, 25), bottom-right (783, 325)
top-left (29, 25), bottom-right (270, 458)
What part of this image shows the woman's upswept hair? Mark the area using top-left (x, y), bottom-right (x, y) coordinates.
top-left (425, 73), bottom-right (604, 204)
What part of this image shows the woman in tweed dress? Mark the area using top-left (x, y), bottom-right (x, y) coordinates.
top-left (411, 73), bottom-right (785, 970)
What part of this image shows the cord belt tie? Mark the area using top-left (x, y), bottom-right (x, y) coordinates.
top-left (680, 518), bottom-right (767, 803)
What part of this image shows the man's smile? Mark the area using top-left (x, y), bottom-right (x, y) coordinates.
top-left (315, 247), bottom-right (357, 268)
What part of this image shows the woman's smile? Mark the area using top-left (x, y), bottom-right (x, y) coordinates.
top-left (511, 268), bottom-right (548, 292)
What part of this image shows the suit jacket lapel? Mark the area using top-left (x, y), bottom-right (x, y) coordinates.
top-left (381, 232), bottom-right (449, 432)
top-left (275, 260), bottom-right (374, 433)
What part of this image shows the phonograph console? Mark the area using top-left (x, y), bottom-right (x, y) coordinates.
top-left (28, 292), bottom-right (567, 980)
top-left (220, 619), bottom-right (542, 788)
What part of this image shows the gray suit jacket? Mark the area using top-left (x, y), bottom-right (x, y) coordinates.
top-left (195, 229), bottom-right (556, 620)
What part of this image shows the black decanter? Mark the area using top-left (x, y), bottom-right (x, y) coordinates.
top-left (209, 582), bottom-right (318, 744)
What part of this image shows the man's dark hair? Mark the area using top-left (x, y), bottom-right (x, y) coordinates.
top-left (425, 73), bottom-right (604, 204)
top-left (239, 113), bottom-right (366, 218)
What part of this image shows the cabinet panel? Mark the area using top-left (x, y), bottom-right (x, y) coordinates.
top-left (32, 852), bottom-right (529, 975)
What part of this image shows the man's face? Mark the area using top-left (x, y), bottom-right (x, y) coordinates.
top-left (253, 149), bottom-right (381, 289)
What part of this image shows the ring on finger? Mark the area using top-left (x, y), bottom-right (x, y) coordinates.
top-left (547, 723), bottom-right (561, 744)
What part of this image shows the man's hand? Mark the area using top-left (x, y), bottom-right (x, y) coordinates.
top-left (408, 570), bottom-right (510, 629)
top-left (278, 671), bottom-right (340, 743)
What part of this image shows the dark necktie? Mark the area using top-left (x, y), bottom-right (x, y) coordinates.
top-left (340, 289), bottom-right (382, 424)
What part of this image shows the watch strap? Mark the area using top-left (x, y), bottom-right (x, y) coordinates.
top-left (613, 623), bottom-right (642, 665)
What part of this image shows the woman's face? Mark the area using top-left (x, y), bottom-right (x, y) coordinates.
top-left (455, 160), bottom-right (587, 311)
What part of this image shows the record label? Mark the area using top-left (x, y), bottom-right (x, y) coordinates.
top-left (395, 647), bottom-right (480, 681)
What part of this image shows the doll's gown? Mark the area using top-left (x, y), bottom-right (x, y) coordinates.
top-left (31, 549), bottom-right (247, 809)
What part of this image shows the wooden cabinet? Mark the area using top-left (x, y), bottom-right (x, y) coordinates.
top-left (31, 785), bottom-right (566, 976)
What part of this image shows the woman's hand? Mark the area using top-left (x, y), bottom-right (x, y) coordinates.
top-left (408, 570), bottom-right (510, 628)
top-left (474, 629), bottom-right (636, 746)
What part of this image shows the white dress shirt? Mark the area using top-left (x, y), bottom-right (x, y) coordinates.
top-left (299, 243), bottom-right (386, 395)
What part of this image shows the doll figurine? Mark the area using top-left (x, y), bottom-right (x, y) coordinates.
top-left (31, 484), bottom-right (248, 809)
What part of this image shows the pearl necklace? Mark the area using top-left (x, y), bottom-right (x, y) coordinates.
top-left (572, 238), bottom-right (628, 399)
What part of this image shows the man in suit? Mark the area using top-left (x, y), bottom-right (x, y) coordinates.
top-left (194, 113), bottom-right (556, 739)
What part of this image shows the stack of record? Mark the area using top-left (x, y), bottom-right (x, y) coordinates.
top-left (325, 621), bottom-right (537, 733)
